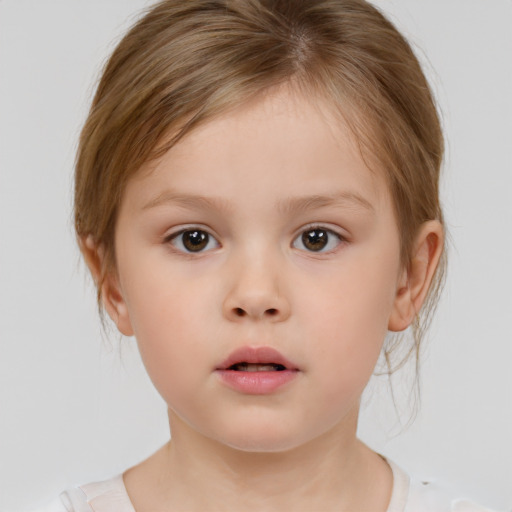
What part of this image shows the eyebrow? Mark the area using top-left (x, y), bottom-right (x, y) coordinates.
top-left (142, 191), bottom-right (233, 213)
top-left (277, 192), bottom-right (375, 215)
top-left (142, 190), bottom-right (374, 214)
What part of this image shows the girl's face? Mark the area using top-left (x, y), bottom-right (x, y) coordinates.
top-left (110, 87), bottom-right (405, 452)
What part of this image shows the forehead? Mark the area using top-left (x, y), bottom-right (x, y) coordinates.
top-left (125, 86), bottom-right (389, 214)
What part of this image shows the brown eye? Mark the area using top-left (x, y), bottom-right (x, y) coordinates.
top-left (183, 230), bottom-right (208, 251)
top-left (170, 229), bottom-right (219, 253)
top-left (302, 229), bottom-right (328, 251)
top-left (292, 227), bottom-right (342, 253)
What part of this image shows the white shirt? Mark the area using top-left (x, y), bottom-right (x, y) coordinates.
top-left (32, 460), bottom-right (497, 512)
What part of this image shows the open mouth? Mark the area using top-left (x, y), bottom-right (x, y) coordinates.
top-left (216, 347), bottom-right (299, 393)
top-left (227, 362), bottom-right (287, 372)
top-left (217, 346), bottom-right (299, 373)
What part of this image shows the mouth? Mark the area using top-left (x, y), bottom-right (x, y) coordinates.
top-left (227, 362), bottom-right (287, 372)
top-left (216, 346), bottom-right (299, 372)
top-left (215, 346), bottom-right (300, 394)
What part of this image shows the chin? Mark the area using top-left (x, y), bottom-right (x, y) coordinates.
top-left (211, 418), bottom-right (313, 454)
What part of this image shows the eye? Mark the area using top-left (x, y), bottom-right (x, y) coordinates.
top-left (292, 227), bottom-right (343, 253)
top-left (167, 229), bottom-right (219, 253)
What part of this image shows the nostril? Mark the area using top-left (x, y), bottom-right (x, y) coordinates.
top-left (266, 308), bottom-right (278, 316)
top-left (234, 307), bottom-right (245, 317)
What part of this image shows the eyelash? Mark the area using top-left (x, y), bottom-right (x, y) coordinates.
top-left (292, 225), bottom-right (345, 254)
top-left (165, 228), bottom-right (220, 254)
top-left (164, 225), bottom-right (345, 255)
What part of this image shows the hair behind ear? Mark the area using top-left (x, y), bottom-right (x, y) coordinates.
top-left (79, 235), bottom-right (103, 285)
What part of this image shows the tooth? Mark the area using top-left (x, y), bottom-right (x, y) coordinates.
top-left (233, 363), bottom-right (280, 371)
top-left (251, 364), bottom-right (278, 372)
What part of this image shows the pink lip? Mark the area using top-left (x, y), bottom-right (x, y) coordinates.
top-left (215, 346), bottom-right (300, 395)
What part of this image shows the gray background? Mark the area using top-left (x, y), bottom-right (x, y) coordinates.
top-left (0, 1), bottom-right (511, 510)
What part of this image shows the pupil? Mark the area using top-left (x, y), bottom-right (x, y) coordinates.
top-left (303, 229), bottom-right (328, 251)
top-left (183, 230), bottom-right (208, 251)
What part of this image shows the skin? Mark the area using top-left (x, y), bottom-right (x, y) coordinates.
top-left (86, 85), bottom-right (443, 511)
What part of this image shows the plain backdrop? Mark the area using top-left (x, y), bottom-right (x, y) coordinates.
top-left (0, 0), bottom-right (511, 510)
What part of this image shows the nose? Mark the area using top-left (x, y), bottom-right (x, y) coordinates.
top-left (222, 255), bottom-right (291, 323)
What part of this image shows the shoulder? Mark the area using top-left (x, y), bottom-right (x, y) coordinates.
top-left (407, 478), bottom-right (497, 512)
top-left (386, 459), bottom-right (499, 512)
top-left (27, 474), bottom-right (135, 512)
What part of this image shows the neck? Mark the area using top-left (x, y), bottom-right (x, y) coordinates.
top-left (124, 406), bottom-right (393, 512)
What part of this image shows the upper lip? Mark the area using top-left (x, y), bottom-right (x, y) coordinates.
top-left (216, 346), bottom-right (299, 371)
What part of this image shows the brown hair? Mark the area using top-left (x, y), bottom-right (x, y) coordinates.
top-left (75, 0), bottom-right (446, 373)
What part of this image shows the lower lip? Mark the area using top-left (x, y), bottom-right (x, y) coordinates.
top-left (215, 370), bottom-right (299, 394)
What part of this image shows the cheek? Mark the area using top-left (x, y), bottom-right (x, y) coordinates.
top-left (118, 261), bottom-right (217, 400)
top-left (295, 250), bottom-right (400, 392)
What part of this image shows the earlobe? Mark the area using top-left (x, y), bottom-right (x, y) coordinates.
top-left (79, 235), bottom-right (134, 337)
top-left (388, 221), bottom-right (444, 332)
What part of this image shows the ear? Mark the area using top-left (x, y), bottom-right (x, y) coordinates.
top-left (388, 221), bottom-right (444, 332)
top-left (79, 235), bottom-right (134, 336)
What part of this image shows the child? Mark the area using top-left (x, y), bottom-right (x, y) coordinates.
top-left (33, 0), bottom-right (498, 510)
